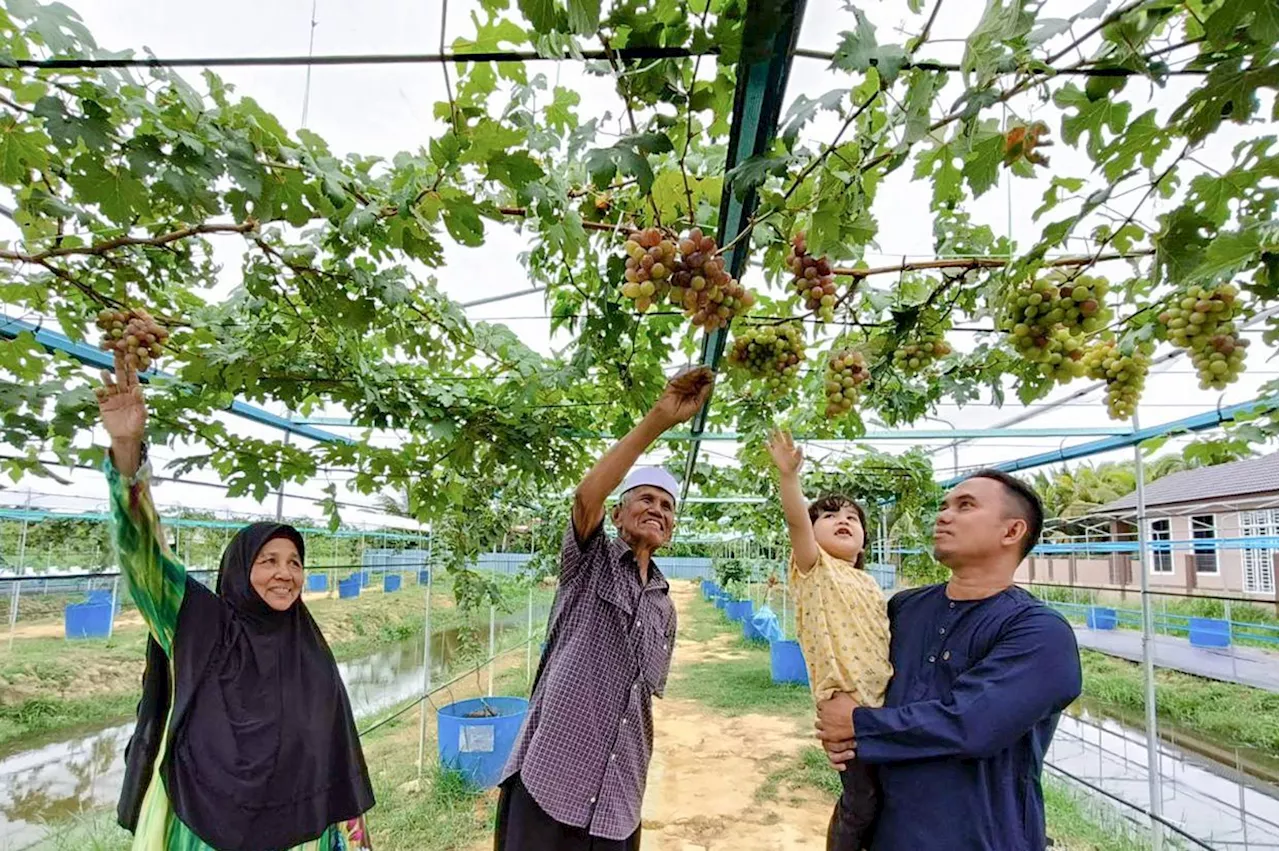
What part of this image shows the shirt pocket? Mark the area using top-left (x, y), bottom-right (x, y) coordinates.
top-left (639, 604), bottom-right (676, 697)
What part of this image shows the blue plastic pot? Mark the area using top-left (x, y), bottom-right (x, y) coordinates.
top-left (714, 594), bottom-right (728, 610)
top-left (418, 569), bottom-right (431, 585)
top-left (726, 600), bottom-right (753, 623)
top-left (306, 574), bottom-right (328, 593)
top-left (384, 574), bottom-right (402, 593)
top-left (1189, 617), bottom-right (1230, 648)
top-left (338, 576), bottom-right (361, 599)
top-left (770, 639), bottom-right (809, 685)
top-left (437, 697), bottom-right (530, 789)
top-left (64, 602), bottom-right (113, 639)
top-left (743, 617), bottom-right (767, 643)
top-left (1086, 606), bottom-right (1116, 630)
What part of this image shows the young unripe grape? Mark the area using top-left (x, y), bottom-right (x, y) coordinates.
top-left (823, 347), bottom-right (869, 417)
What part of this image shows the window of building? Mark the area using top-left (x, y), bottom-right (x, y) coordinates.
top-left (1240, 508), bottom-right (1278, 595)
top-left (1149, 518), bottom-right (1173, 573)
top-left (1190, 515), bottom-right (1219, 574)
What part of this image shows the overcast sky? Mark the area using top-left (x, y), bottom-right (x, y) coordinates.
top-left (0, 0), bottom-right (1275, 528)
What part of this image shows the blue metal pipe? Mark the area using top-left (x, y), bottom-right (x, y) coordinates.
top-left (1, 314), bottom-right (352, 445)
top-left (940, 396), bottom-right (1279, 487)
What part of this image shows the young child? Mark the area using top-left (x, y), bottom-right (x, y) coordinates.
top-left (767, 430), bottom-right (892, 851)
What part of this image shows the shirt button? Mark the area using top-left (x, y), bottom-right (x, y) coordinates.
top-left (939, 627), bottom-right (946, 635)
top-left (621, 719), bottom-right (628, 726)
top-left (948, 601), bottom-right (956, 609)
top-left (943, 651), bottom-right (951, 661)
top-left (928, 655), bottom-right (937, 663)
top-left (610, 753), bottom-right (617, 761)
top-left (662, 642), bottom-right (668, 651)
top-left (589, 796), bottom-right (596, 804)
top-left (635, 619), bottom-right (641, 628)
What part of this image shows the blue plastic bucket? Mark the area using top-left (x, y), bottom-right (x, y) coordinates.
top-left (1086, 606), bottom-right (1116, 630)
top-left (359, 570), bottom-right (371, 587)
top-left (701, 580), bottom-right (712, 598)
top-left (437, 697), bottom-right (529, 789)
top-left (418, 569), bottom-right (431, 585)
top-left (338, 577), bottom-right (361, 599)
top-left (1189, 617), bottom-right (1230, 648)
top-left (743, 617), bottom-right (767, 643)
top-left (64, 602), bottom-right (113, 639)
top-left (306, 574), bottom-right (328, 593)
top-left (726, 600), bottom-right (753, 623)
top-left (770, 639), bottom-right (809, 685)
top-left (714, 594), bottom-right (728, 610)
top-left (384, 574), bottom-right (402, 593)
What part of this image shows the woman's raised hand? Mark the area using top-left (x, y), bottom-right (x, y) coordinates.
top-left (97, 351), bottom-right (147, 475)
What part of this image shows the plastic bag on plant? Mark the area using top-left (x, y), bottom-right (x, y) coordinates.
top-left (751, 605), bottom-right (783, 643)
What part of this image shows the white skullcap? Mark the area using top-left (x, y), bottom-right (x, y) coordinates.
top-left (620, 467), bottom-right (680, 502)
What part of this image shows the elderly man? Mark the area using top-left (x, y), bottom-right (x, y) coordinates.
top-left (816, 470), bottom-right (1083, 850)
top-left (495, 367), bottom-right (715, 851)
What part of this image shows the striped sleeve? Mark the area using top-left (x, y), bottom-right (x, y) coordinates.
top-left (105, 457), bottom-right (187, 655)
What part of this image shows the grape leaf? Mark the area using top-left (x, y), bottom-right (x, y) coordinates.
top-left (485, 150), bottom-right (545, 190)
top-left (1096, 110), bottom-right (1169, 183)
top-left (0, 115), bottom-right (47, 183)
top-left (831, 10), bottom-right (908, 86)
top-left (1170, 60), bottom-right (1276, 144)
top-left (724, 153), bottom-right (792, 200)
top-left (66, 156), bottom-right (147, 223)
top-left (544, 86), bottom-right (580, 133)
top-left (567, 0), bottom-right (600, 35)
top-left (780, 88), bottom-right (846, 146)
top-left (1054, 84), bottom-right (1131, 158)
top-left (518, 0), bottom-right (559, 34)
top-left (961, 129), bottom-right (1004, 198)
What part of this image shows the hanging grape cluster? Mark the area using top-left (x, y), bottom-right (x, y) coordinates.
top-left (1082, 340), bottom-right (1153, 420)
top-left (1156, 284), bottom-right (1249, 390)
top-left (95, 307), bottom-right (168, 372)
top-left (621, 227), bottom-right (677, 312)
top-left (785, 232), bottom-right (838, 322)
top-left (823, 348), bottom-right (870, 417)
top-left (669, 227), bottom-right (755, 331)
top-left (620, 227), bottom-right (755, 330)
top-left (892, 327), bottom-right (952, 375)
top-left (1002, 274), bottom-right (1111, 383)
top-left (726, 323), bottom-right (806, 396)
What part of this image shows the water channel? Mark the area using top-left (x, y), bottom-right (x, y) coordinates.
top-left (0, 612), bottom-right (543, 850)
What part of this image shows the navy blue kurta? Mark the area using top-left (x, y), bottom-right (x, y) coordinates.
top-left (853, 584), bottom-right (1082, 850)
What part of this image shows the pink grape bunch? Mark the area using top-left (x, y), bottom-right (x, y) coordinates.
top-left (725, 323), bottom-right (805, 397)
top-left (824, 347), bottom-right (870, 417)
top-left (785, 232), bottom-right (838, 322)
top-left (620, 227), bottom-right (677, 312)
top-left (95, 307), bottom-right (168, 373)
top-left (667, 227), bottom-right (756, 331)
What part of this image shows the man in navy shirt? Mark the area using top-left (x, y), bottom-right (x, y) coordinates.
top-left (816, 469), bottom-right (1082, 850)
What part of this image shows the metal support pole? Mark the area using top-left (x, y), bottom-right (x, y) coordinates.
top-left (487, 603), bottom-right (497, 696)
top-left (526, 532), bottom-right (535, 684)
top-left (7, 506), bottom-right (30, 650)
top-left (416, 529), bottom-right (434, 783)
top-left (108, 574), bottom-right (119, 640)
top-left (1132, 413), bottom-right (1164, 849)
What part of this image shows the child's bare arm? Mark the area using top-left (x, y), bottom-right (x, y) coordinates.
top-left (767, 431), bottom-right (819, 572)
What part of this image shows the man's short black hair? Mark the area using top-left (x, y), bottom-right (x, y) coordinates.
top-left (964, 469), bottom-right (1044, 559)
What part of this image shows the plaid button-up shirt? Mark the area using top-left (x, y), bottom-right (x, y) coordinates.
top-left (502, 521), bottom-right (677, 840)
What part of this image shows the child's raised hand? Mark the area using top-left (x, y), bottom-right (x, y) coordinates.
top-left (767, 430), bottom-right (803, 475)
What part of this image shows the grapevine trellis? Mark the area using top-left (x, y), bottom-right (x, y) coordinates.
top-left (0, 0), bottom-right (1275, 577)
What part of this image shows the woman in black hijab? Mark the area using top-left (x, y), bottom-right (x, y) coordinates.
top-left (98, 354), bottom-right (375, 850)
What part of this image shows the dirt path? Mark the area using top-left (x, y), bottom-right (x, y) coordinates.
top-left (640, 582), bottom-right (830, 850)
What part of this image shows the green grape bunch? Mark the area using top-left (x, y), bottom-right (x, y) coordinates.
top-left (1001, 273), bottom-right (1110, 384)
top-left (823, 347), bottom-right (870, 417)
top-left (726, 323), bottom-right (806, 397)
top-left (667, 227), bottom-right (756, 331)
top-left (1156, 284), bottom-right (1249, 390)
top-left (786, 232), bottom-right (838, 322)
top-left (620, 227), bottom-right (677, 312)
top-left (1082, 340), bottom-right (1153, 420)
top-left (95, 307), bottom-right (169, 374)
top-left (892, 327), bottom-right (952, 375)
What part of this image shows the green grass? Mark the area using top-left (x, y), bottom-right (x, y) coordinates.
top-left (1042, 777), bottom-right (1151, 851)
top-left (0, 578), bottom-right (553, 751)
top-left (1080, 649), bottom-right (1279, 751)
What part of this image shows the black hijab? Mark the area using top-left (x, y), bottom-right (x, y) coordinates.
top-left (118, 522), bottom-right (374, 851)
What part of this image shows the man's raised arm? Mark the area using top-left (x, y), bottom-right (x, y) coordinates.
top-left (571, 367), bottom-right (715, 540)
